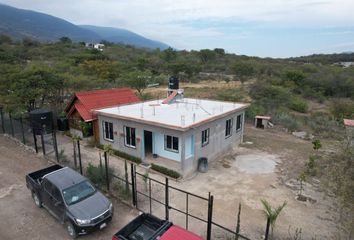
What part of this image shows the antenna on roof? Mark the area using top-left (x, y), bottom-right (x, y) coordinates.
top-left (181, 115), bottom-right (185, 126)
top-left (140, 104), bottom-right (144, 118)
top-left (193, 113), bottom-right (196, 123)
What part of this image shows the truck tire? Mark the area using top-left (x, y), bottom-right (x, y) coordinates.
top-left (32, 192), bottom-right (42, 208)
top-left (66, 221), bottom-right (78, 239)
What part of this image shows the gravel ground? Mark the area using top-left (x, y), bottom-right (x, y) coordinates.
top-left (0, 135), bottom-right (138, 240)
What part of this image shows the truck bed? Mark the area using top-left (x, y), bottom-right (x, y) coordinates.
top-left (114, 213), bottom-right (172, 240)
top-left (26, 164), bottom-right (62, 187)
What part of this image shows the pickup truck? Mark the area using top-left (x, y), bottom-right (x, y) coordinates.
top-left (26, 164), bottom-right (113, 238)
top-left (112, 213), bottom-right (203, 240)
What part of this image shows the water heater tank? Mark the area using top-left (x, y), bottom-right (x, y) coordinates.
top-left (168, 76), bottom-right (179, 90)
top-left (29, 109), bottom-right (53, 135)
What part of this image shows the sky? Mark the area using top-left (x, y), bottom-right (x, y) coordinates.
top-left (1, 0), bottom-right (354, 58)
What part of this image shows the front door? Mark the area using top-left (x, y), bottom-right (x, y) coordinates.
top-left (144, 130), bottom-right (153, 156)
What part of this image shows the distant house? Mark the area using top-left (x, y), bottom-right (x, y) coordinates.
top-left (344, 119), bottom-right (354, 146)
top-left (94, 43), bottom-right (105, 51)
top-left (94, 89), bottom-right (248, 175)
top-left (64, 88), bottom-right (140, 142)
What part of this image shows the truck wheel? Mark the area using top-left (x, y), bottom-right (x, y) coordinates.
top-left (32, 192), bottom-right (42, 208)
top-left (66, 221), bottom-right (78, 239)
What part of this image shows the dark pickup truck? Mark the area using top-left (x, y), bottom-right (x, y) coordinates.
top-left (26, 165), bottom-right (113, 238)
top-left (112, 213), bottom-right (203, 240)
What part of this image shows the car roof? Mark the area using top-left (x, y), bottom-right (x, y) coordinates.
top-left (45, 167), bottom-right (87, 190)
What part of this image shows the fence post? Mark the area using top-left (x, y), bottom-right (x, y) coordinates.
top-left (130, 163), bottom-right (136, 206)
top-left (186, 193), bottom-right (189, 230)
top-left (33, 130), bottom-right (38, 153)
top-left (9, 112), bottom-right (14, 137)
top-left (165, 178), bottom-right (169, 221)
top-left (149, 179), bottom-right (152, 214)
top-left (20, 117), bottom-right (26, 144)
top-left (207, 192), bottom-right (214, 240)
top-left (264, 217), bottom-right (270, 240)
top-left (40, 133), bottom-right (46, 155)
top-left (53, 130), bottom-right (59, 162)
top-left (77, 140), bottom-right (82, 175)
top-left (73, 140), bottom-right (77, 169)
top-left (104, 151), bottom-right (110, 191)
top-left (0, 108), bottom-right (5, 133)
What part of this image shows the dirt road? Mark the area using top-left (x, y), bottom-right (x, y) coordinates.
top-left (0, 135), bottom-right (137, 240)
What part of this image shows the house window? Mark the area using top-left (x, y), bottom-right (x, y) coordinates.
top-left (165, 135), bottom-right (179, 152)
top-left (236, 114), bottom-right (243, 132)
top-left (125, 126), bottom-right (136, 148)
top-left (103, 121), bottom-right (113, 141)
top-left (225, 118), bottom-right (233, 138)
top-left (202, 128), bottom-right (210, 146)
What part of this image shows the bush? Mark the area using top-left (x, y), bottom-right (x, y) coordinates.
top-left (246, 102), bottom-right (266, 119)
top-left (151, 164), bottom-right (181, 179)
top-left (97, 144), bottom-right (142, 164)
top-left (330, 98), bottom-right (354, 120)
top-left (289, 98), bottom-right (308, 113)
top-left (274, 112), bottom-right (299, 131)
top-left (86, 163), bottom-right (114, 187)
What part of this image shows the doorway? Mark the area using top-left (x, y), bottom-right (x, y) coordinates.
top-left (256, 119), bottom-right (264, 128)
top-left (144, 130), bottom-right (153, 156)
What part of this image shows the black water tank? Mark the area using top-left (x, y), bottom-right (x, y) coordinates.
top-left (29, 109), bottom-right (53, 135)
top-left (168, 76), bottom-right (179, 90)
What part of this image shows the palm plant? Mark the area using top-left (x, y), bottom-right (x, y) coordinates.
top-left (261, 199), bottom-right (287, 239)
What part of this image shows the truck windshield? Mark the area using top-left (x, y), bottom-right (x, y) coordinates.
top-left (62, 180), bottom-right (96, 205)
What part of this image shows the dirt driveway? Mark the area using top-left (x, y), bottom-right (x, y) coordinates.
top-left (0, 135), bottom-right (137, 240)
top-left (175, 125), bottom-right (338, 239)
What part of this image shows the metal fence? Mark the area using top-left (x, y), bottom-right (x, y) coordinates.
top-left (0, 108), bottom-right (271, 240)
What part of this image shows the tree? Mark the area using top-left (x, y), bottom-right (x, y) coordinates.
top-left (297, 171), bottom-right (307, 197)
top-left (283, 70), bottom-right (305, 86)
top-left (123, 70), bottom-right (151, 96)
top-left (163, 47), bottom-right (177, 62)
top-left (261, 199), bottom-right (287, 239)
top-left (232, 61), bottom-right (255, 86)
top-left (59, 36), bottom-right (72, 44)
top-left (198, 49), bottom-right (216, 64)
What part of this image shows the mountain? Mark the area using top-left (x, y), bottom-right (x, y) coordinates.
top-left (0, 3), bottom-right (169, 49)
top-left (80, 25), bottom-right (169, 50)
top-left (0, 3), bottom-right (100, 42)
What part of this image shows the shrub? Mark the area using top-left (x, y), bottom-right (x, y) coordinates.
top-left (246, 102), bottom-right (266, 119)
top-left (289, 98), bottom-right (308, 113)
top-left (330, 98), bottom-right (354, 120)
top-left (86, 163), bottom-right (114, 187)
top-left (274, 112), bottom-right (299, 131)
top-left (96, 144), bottom-right (142, 164)
top-left (151, 164), bottom-right (181, 179)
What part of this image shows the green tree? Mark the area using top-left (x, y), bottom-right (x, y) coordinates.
top-left (232, 61), bottom-right (255, 85)
top-left (123, 70), bottom-right (151, 96)
top-left (198, 49), bottom-right (216, 64)
top-left (261, 199), bottom-right (287, 239)
top-left (163, 47), bottom-right (177, 62)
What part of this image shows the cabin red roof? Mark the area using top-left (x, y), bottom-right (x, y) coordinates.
top-left (344, 118), bottom-right (354, 127)
top-left (160, 225), bottom-right (203, 240)
top-left (65, 88), bottom-right (140, 122)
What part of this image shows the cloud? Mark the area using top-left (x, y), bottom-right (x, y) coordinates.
top-left (1, 0), bottom-right (354, 57)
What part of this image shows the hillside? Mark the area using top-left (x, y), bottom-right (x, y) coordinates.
top-left (80, 25), bottom-right (169, 50)
top-left (0, 3), bottom-right (169, 49)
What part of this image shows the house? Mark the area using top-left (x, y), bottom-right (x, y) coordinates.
top-left (94, 90), bottom-right (248, 175)
top-left (94, 43), bottom-right (105, 51)
top-left (64, 88), bottom-right (140, 142)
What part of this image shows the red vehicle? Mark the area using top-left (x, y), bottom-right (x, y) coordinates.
top-left (112, 213), bottom-right (203, 240)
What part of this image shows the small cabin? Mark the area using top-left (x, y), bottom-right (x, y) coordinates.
top-left (255, 115), bottom-right (271, 129)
